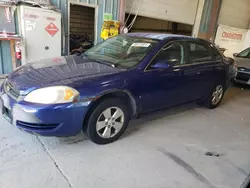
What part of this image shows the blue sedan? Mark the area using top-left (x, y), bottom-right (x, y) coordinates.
top-left (0, 33), bottom-right (231, 144)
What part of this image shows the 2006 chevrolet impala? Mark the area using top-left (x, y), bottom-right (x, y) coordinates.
top-left (0, 33), bottom-right (233, 144)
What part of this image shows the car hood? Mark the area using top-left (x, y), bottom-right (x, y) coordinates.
top-left (234, 57), bottom-right (250, 69)
top-left (7, 55), bottom-right (124, 94)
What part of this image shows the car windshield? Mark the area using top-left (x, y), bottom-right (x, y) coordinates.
top-left (84, 35), bottom-right (159, 68)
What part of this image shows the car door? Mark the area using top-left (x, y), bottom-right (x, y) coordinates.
top-left (140, 41), bottom-right (196, 113)
top-left (184, 41), bottom-right (222, 99)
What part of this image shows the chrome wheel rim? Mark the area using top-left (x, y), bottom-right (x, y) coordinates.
top-left (212, 85), bottom-right (223, 105)
top-left (96, 107), bottom-right (125, 138)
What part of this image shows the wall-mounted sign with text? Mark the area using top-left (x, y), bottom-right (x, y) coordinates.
top-left (215, 24), bottom-right (247, 57)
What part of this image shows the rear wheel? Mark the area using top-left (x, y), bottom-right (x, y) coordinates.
top-left (84, 98), bottom-right (130, 145)
top-left (205, 84), bottom-right (225, 109)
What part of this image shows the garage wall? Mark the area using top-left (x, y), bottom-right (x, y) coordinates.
top-left (70, 5), bottom-right (95, 40)
top-left (128, 16), bottom-right (192, 35)
top-left (218, 0), bottom-right (250, 29)
top-left (125, 0), bottom-right (199, 25)
top-left (50, 0), bottom-right (120, 55)
top-left (129, 16), bottom-right (171, 32)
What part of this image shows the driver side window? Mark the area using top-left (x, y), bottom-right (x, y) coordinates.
top-left (149, 42), bottom-right (185, 69)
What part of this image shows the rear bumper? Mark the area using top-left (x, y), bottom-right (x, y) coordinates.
top-left (0, 86), bottom-right (91, 136)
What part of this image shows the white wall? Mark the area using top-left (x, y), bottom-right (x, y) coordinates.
top-left (243, 22), bottom-right (250, 50)
top-left (192, 0), bottom-right (205, 37)
top-left (218, 0), bottom-right (250, 29)
top-left (244, 31), bottom-right (250, 50)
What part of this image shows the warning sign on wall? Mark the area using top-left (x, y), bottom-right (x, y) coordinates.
top-left (215, 25), bottom-right (247, 57)
top-left (45, 22), bottom-right (59, 37)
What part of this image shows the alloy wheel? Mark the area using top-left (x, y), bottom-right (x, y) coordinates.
top-left (211, 85), bottom-right (224, 105)
top-left (96, 107), bottom-right (125, 138)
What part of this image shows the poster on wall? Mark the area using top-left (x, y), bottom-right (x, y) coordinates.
top-left (215, 24), bottom-right (247, 57)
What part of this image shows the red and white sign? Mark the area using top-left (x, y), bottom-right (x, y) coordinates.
top-left (215, 25), bottom-right (247, 57)
top-left (45, 22), bottom-right (59, 37)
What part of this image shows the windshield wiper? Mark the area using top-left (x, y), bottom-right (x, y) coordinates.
top-left (97, 60), bottom-right (116, 67)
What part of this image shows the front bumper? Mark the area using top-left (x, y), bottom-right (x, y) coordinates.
top-left (0, 85), bottom-right (90, 136)
top-left (234, 71), bottom-right (250, 85)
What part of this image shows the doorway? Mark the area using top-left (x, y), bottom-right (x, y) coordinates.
top-left (69, 2), bottom-right (97, 55)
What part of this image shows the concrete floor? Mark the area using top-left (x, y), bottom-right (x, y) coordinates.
top-left (1, 85), bottom-right (250, 188)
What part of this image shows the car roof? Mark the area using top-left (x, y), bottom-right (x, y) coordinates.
top-left (125, 32), bottom-right (194, 40)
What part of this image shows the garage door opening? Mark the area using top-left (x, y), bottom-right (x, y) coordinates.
top-left (69, 3), bottom-right (96, 55)
top-left (125, 14), bottom-right (193, 36)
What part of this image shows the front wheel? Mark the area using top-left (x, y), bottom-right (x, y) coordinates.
top-left (205, 84), bottom-right (225, 109)
top-left (84, 98), bottom-right (130, 145)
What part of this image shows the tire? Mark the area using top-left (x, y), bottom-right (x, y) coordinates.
top-left (84, 98), bottom-right (130, 145)
top-left (205, 83), bottom-right (225, 109)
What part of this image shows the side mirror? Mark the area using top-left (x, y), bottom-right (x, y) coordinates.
top-left (151, 60), bottom-right (171, 69)
top-left (233, 53), bottom-right (238, 57)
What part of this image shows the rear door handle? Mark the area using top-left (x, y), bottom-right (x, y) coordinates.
top-left (196, 71), bottom-right (201, 75)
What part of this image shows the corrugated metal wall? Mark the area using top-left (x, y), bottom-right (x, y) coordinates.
top-left (0, 41), bottom-right (12, 74)
top-left (50, 0), bottom-right (120, 55)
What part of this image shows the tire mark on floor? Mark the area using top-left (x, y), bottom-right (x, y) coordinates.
top-left (157, 147), bottom-right (218, 188)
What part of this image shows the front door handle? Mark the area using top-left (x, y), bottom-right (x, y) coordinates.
top-left (196, 71), bottom-right (201, 75)
top-left (173, 69), bottom-right (184, 75)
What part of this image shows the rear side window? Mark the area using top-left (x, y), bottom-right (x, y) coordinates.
top-left (188, 42), bottom-right (213, 63)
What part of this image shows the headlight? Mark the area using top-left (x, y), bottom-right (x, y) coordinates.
top-left (24, 86), bottom-right (79, 104)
